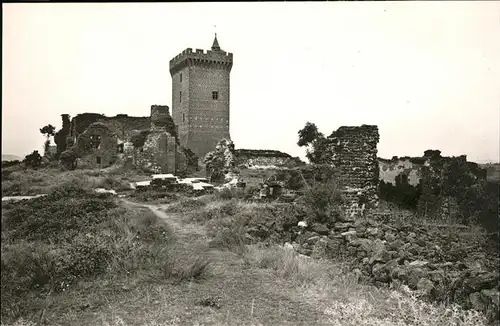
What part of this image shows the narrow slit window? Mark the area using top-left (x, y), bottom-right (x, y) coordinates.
top-left (180, 73), bottom-right (182, 83)
top-left (212, 91), bottom-right (218, 100)
top-left (96, 156), bottom-right (101, 164)
top-left (180, 91), bottom-right (182, 102)
top-left (182, 113), bottom-right (185, 122)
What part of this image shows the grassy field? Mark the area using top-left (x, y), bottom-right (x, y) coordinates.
top-left (1, 163), bottom-right (151, 196)
top-left (1, 165), bottom-right (491, 325)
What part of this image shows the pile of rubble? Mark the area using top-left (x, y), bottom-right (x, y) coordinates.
top-left (288, 216), bottom-right (499, 320)
top-left (133, 174), bottom-right (215, 195)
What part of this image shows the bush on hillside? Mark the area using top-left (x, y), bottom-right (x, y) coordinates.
top-left (302, 179), bottom-right (344, 225)
top-left (0, 183), bottom-right (177, 323)
top-left (2, 160), bottom-right (21, 169)
top-left (215, 187), bottom-right (245, 200)
top-left (2, 184), bottom-right (115, 244)
top-left (23, 151), bottom-right (42, 169)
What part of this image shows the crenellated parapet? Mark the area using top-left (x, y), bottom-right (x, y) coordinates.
top-left (169, 48), bottom-right (233, 75)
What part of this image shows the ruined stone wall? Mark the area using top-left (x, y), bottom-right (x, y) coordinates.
top-left (416, 152), bottom-right (487, 221)
top-left (234, 149), bottom-right (303, 168)
top-left (327, 125), bottom-right (380, 217)
top-left (150, 105), bottom-right (175, 135)
top-left (99, 115), bottom-right (151, 143)
top-left (132, 131), bottom-right (186, 174)
top-left (73, 122), bottom-right (118, 169)
top-left (378, 157), bottom-right (423, 186)
top-left (70, 113), bottom-right (150, 144)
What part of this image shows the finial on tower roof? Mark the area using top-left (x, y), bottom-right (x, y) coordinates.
top-left (212, 33), bottom-right (220, 51)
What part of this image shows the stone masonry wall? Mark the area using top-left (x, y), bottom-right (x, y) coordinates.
top-left (132, 131), bottom-right (186, 174)
top-left (327, 125), bottom-right (380, 217)
top-left (73, 122), bottom-right (118, 169)
top-left (234, 149), bottom-right (303, 169)
top-left (70, 113), bottom-right (150, 144)
top-left (416, 152), bottom-right (487, 221)
top-left (378, 157), bottom-right (423, 186)
top-left (170, 46), bottom-right (233, 159)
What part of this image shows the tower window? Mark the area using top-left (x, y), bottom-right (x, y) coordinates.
top-left (180, 73), bottom-right (182, 83)
top-left (183, 113), bottom-right (185, 122)
top-left (180, 91), bottom-right (182, 102)
top-left (212, 91), bottom-right (218, 100)
top-left (96, 156), bottom-right (101, 165)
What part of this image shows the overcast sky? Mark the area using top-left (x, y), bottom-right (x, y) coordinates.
top-left (3, 2), bottom-right (499, 163)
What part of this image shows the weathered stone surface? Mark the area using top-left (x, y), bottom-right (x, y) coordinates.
top-left (409, 260), bottom-right (429, 267)
top-left (234, 149), bottom-right (303, 169)
top-left (327, 125), bottom-right (380, 217)
top-left (334, 222), bottom-right (354, 231)
top-left (65, 105), bottom-right (195, 173)
top-left (71, 122), bottom-right (118, 169)
top-left (311, 223), bottom-right (329, 236)
top-left (306, 235), bottom-right (320, 245)
top-left (170, 41), bottom-right (232, 159)
top-left (204, 139), bottom-right (238, 183)
top-left (133, 130), bottom-right (185, 174)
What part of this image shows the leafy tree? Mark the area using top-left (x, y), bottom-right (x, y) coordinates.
top-left (23, 150), bottom-right (42, 168)
top-left (297, 122), bottom-right (322, 147)
top-left (297, 122), bottom-right (330, 164)
top-left (40, 124), bottom-right (56, 157)
top-left (40, 124), bottom-right (56, 140)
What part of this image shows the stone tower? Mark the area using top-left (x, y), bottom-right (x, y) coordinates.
top-left (169, 34), bottom-right (233, 159)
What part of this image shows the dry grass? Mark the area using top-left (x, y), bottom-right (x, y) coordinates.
top-left (242, 244), bottom-right (488, 326)
top-left (1, 167), bottom-right (136, 196)
top-left (0, 190), bottom-right (210, 326)
top-left (1, 172), bottom-right (491, 326)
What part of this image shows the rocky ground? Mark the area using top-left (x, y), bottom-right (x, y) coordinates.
top-left (247, 208), bottom-right (500, 322)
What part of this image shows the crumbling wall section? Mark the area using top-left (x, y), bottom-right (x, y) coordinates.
top-left (327, 125), bottom-right (380, 217)
top-left (204, 139), bottom-right (239, 183)
top-left (99, 115), bottom-right (150, 142)
top-left (132, 131), bottom-right (183, 174)
top-left (235, 149), bottom-right (304, 169)
top-left (70, 113), bottom-right (150, 144)
top-left (72, 122), bottom-right (118, 169)
top-left (416, 151), bottom-right (487, 221)
top-left (378, 157), bottom-right (423, 186)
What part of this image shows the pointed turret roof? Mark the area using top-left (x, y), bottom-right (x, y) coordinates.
top-left (211, 33), bottom-right (221, 51)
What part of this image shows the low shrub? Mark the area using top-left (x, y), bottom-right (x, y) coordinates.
top-left (209, 224), bottom-right (248, 255)
top-left (243, 184), bottom-right (261, 200)
top-left (132, 189), bottom-right (180, 203)
top-left (1, 160), bottom-right (21, 169)
top-left (2, 185), bottom-right (115, 244)
top-left (165, 197), bottom-right (209, 214)
top-left (302, 179), bottom-right (344, 225)
top-left (168, 257), bottom-right (211, 283)
top-left (190, 200), bottom-right (240, 222)
top-left (215, 187), bottom-right (245, 200)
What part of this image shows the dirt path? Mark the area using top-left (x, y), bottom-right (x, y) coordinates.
top-left (115, 198), bottom-right (332, 325)
top-left (119, 198), bottom-right (208, 240)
